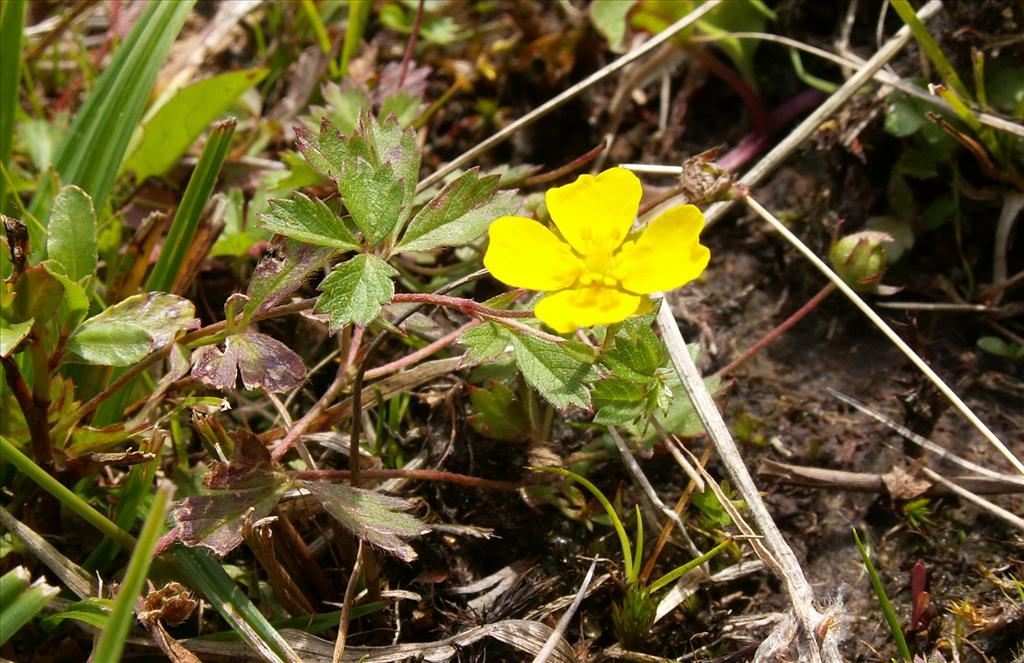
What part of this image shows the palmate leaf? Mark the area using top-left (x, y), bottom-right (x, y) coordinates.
top-left (191, 332), bottom-right (306, 394)
top-left (314, 254), bottom-right (397, 331)
top-left (336, 157), bottom-right (406, 246)
top-left (398, 168), bottom-right (519, 252)
top-left (300, 480), bottom-right (428, 562)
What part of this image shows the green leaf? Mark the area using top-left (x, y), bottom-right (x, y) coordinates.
top-left (337, 157), bottom-right (406, 246)
top-left (126, 68), bottom-right (267, 181)
top-left (146, 119), bottom-right (236, 293)
top-left (510, 333), bottom-right (596, 410)
top-left (258, 192), bottom-right (360, 249)
top-left (591, 377), bottom-right (647, 425)
top-left (44, 261), bottom-right (90, 331)
top-left (398, 169), bottom-right (518, 252)
top-left (312, 82), bottom-right (371, 135)
top-left (301, 480), bottom-right (428, 562)
top-left (0, 318), bottom-right (32, 358)
top-left (65, 322), bottom-right (153, 367)
top-left (885, 90), bottom-right (927, 137)
top-left (590, 0), bottom-right (636, 52)
top-left (468, 381), bottom-right (529, 442)
top-left (40, 597), bottom-right (113, 630)
top-left (314, 254), bottom-right (398, 331)
top-left (173, 546), bottom-right (303, 663)
top-left (66, 293), bottom-right (199, 366)
top-left (47, 185), bottom-right (97, 281)
top-left (27, 0), bottom-right (195, 260)
top-left (0, 567), bottom-right (59, 645)
top-left (366, 114), bottom-right (420, 212)
top-left (243, 237), bottom-right (336, 319)
top-left (459, 322), bottom-right (512, 365)
top-left (600, 323), bottom-right (665, 382)
top-left (92, 486), bottom-right (171, 663)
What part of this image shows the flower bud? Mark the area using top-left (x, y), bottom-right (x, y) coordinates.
top-left (829, 230), bottom-right (894, 293)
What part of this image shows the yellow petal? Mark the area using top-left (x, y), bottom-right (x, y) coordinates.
top-left (614, 204), bottom-right (710, 294)
top-left (484, 216), bottom-right (583, 290)
top-left (545, 167), bottom-right (642, 256)
top-left (534, 285), bottom-right (641, 333)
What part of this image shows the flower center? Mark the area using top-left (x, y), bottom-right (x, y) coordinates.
top-left (577, 250), bottom-right (619, 287)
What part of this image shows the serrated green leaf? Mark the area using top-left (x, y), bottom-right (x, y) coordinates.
top-left (366, 114), bottom-right (420, 211)
top-left (315, 254), bottom-right (397, 331)
top-left (468, 381), bottom-right (529, 442)
top-left (258, 192), bottom-right (360, 249)
top-left (459, 322), bottom-right (512, 365)
top-left (337, 158), bottom-right (406, 246)
top-left (600, 326), bottom-right (665, 382)
top-left (398, 169), bottom-right (518, 252)
top-left (0, 318), bottom-right (32, 358)
top-left (65, 293), bottom-right (199, 366)
top-left (301, 480), bottom-right (428, 562)
top-left (592, 377), bottom-right (647, 425)
top-left (315, 82), bottom-right (371, 135)
top-left (126, 68), bottom-right (267, 181)
top-left (511, 333), bottom-right (596, 409)
top-left (47, 185), bottom-right (97, 282)
top-left (379, 90), bottom-right (421, 128)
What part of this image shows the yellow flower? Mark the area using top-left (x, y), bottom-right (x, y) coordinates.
top-left (484, 167), bottom-right (710, 333)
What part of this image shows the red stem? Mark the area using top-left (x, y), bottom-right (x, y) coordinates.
top-left (714, 283), bottom-right (836, 379)
top-left (397, 0), bottom-right (425, 90)
top-left (292, 468), bottom-right (523, 492)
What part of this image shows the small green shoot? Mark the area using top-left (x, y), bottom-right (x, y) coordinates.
top-left (853, 528), bottom-right (912, 663)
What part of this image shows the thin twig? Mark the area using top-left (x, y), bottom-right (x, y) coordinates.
top-left (827, 388), bottom-right (1024, 485)
top-left (415, 0), bottom-right (723, 192)
top-left (332, 539), bottom-right (364, 663)
top-left (532, 560), bottom-right (597, 663)
top-left (921, 468), bottom-right (1024, 532)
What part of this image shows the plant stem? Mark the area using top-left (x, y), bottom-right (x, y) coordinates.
top-left (290, 468), bottom-right (522, 491)
top-left (365, 321), bottom-right (479, 380)
top-left (1, 356), bottom-right (52, 466)
top-left (714, 283), bottom-right (836, 379)
top-left (397, 0), bottom-right (425, 90)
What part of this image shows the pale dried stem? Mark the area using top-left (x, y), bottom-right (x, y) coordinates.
top-left (992, 191), bottom-right (1024, 306)
top-left (744, 195), bottom-right (1022, 476)
top-left (332, 539), bottom-right (364, 663)
top-left (921, 468), bottom-right (1024, 532)
top-left (531, 560), bottom-right (596, 663)
top-left (415, 0), bottom-right (723, 192)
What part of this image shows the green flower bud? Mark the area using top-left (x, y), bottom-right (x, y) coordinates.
top-left (829, 230), bottom-right (894, 293)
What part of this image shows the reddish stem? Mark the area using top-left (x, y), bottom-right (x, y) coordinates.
top-left (714, 283), bottom-right (836, 379)
top-left (291, 468), bottom-right (523, 492)
top-left (397, 0), bottom-right (425, 90)
top-left (2, 356), bottom-right (54, 467)
top-left (391, 292), bottom-right (533, 318)
top-left (365, 320), bottom-right (480, 381)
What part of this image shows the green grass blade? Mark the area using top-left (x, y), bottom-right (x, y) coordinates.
top-left (91, 485), bottom-right (172, 663)
top-left (0, 567), bottom-right (59, 645)
top-left (853, 528), bottom-right (912, 662)
top-left (146, 118), bottom-right (236, 293)
top-left (889, 0), bottom-right (970, 101)
top-left (26, 0), bottom-right (195, 259)
top-left (0, 0), bottom-right (25, 212)
top-left (648, 537), bottom-right (734, 594)
top-left (0, 435), bottom-right (136, 550)
top-left (533, 466), bottom-right (635, 583)
top-left (84, 448), bottom-right (161, 571)
top-left (340, 0), bottom-right (373, 77)
top-left (173, 546), bottom-right (303, 663)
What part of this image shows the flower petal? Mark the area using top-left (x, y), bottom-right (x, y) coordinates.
top-left (484, 216), bottom-right (583, 290)
top-left (534, 285), bottom-right (641, 333)
top-left (546, 167), bottom-right (642, 256)
top-left (614, 204), bottom-right (710, 294)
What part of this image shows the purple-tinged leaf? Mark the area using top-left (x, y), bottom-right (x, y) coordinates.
top-left (301, 480), bottom-right (428, 562)
top-left (171, 430), bottom-right (287, 556)
top-left (244, 237), bottom-right (336, 318)
top-left (172, 484), bottom-right (285, 556)
top-left (204, 429), bottom-right (276, 490)
top-left (191, 332), bottom-right (306, 393)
